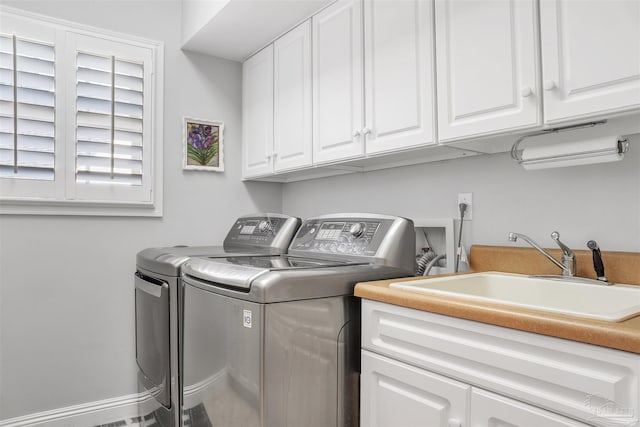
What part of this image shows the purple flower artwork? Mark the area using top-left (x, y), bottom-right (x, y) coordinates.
top-left (183, 119), bottom-right (224, 171)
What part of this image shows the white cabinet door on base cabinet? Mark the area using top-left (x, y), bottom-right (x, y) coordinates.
top-left (471, 389), bottom-right (591, 427)
top-left (273, 20), bottom-right (312, 172)
top-left (242, 46), bottom-right (273, 178)
top-left (435, 0), bottom-right (541, 142)
top-left (364, 0), bottom-right (435, 155)
top-left (312, 0), bottom-right (364, 164)
top-left (361, 350), bottom-right (469, 427)
top-left (540, 0), bottom-right (640, 124)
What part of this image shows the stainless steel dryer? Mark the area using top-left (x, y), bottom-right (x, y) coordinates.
top-left (181, 213), bottom-right (415, 427)
top-left (134, 213), bottom-right (301, 427)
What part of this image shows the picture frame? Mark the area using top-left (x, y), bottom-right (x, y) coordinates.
top-left (183, 117), bottom-right (224, 172)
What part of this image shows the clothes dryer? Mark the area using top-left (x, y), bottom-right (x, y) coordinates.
top-left (134, 213), bottom-right (301, 427)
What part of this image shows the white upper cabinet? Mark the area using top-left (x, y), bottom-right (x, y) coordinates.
top-left (312, 0), bottom-right (364, 164)
top-left (242, 45), bottom-right (274, 178)
top-left (241, 0), bottom-right (640, 181)
top-left (435, 0), bottom-right (541, 142)
top-left (273, 20), bottom-right (313, 172)
top-left (540, 0), bottom-right (640, 124)
top-left (364, 0), bottom-right (435, 155)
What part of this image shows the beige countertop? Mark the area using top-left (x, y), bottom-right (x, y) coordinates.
top-left (355, 245), bottom-right (640, 354)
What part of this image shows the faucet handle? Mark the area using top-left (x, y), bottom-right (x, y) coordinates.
top-left (551, 231), bottom-right (574, 257)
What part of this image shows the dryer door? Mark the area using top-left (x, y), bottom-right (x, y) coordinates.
top-left (135, 272), bottom-right (171, 408)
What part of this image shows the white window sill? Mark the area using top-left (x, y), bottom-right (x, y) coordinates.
top-left (0, 198), bottom-right (162, 217)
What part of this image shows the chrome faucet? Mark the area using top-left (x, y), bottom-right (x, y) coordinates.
top-left (508, 231), bottom-right (576, 277)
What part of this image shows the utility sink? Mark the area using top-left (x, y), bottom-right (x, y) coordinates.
top-left (389, 272), bottom-right (640, 322)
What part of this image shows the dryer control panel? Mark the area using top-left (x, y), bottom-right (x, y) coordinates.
top-left (223, 214), bottom-right (301, 249)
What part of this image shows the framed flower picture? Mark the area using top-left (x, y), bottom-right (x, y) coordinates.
top-left (183, 118), bottom-right (224, 172)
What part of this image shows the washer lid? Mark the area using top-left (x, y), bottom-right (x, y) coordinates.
top-left (182, 257), bottom-right (270, 290)
top-left (182, 255), bottom-right (364, 290)
top-left (136, 245), bottom-right (274, 277)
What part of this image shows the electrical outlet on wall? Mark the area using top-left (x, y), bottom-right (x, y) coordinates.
top-left (458, 193), bottom-right (473, 220)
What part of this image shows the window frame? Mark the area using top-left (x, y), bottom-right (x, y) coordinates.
top-left (0, 6), bottom-right (164, 217)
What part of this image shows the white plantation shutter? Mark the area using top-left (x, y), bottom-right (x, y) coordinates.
top-left (0, 34), bottom-right (56, 181)
top-left (75, 52), bottom-right (144, 186)
top-left (68, 32), bottom-right (155, 204)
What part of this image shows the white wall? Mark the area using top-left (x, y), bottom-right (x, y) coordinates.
top-left (283, 135), bottom-right (640, 253)
top-left (0, 0), bottom-right (282, 420)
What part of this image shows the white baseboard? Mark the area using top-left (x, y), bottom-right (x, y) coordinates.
top-left (0, 392), bottom-right (151, 427)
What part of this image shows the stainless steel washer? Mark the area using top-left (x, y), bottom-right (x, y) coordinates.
top-left (134, 213), bottom-right (301, 427)
top-left (181, 213), bottom-right (415, 427)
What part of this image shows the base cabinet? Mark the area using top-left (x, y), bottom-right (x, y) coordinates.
top-left (361, 350), bottom-right (589, 427)
top-left (361, 351), bottom-right (468, 427)
top-left (361, 300), bottom-right (640, 427)
top-left (471, 388), bottom-right (590, 427)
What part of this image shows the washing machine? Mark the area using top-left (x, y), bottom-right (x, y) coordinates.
top-left (180, 213), bottom-right (416, 427)
top-left (134, 213), bottom-right (301, 427)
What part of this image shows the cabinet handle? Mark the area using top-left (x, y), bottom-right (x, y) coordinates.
top-left (521, 86), bottom-right (533, 97)
top-left (353, 130), bottom-right (361, 137)
top-left (362, 127), bottom-right (371, 135)
top-left (448, 418), bottom-right (462, 427)
top-left (543, 80), bottom-right (557, 91)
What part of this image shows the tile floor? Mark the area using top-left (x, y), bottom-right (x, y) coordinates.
top-left (94, 404), bottom-right (212, 427)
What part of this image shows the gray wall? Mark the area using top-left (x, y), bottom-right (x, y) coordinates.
top-left (0, 0), bottom-right (282, 419)
top-left (283, 135), bottom-right (640, 253)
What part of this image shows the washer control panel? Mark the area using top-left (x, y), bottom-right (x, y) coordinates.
top-left (291, 217), bottom-right (392, 256)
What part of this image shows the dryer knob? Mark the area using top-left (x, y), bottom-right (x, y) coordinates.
top-left (258, 220), bottom-right (271, 232)
top-left (349, 222), bottom-right (365, 238)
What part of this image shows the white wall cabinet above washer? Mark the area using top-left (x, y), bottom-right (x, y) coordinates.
top-left (539, 0), bottom-right (640, 124)
top-left (242, 45), bottom-right (274, 178)
top-left (273, 20), bottom-right (313, 172)
top-left (312, 0), bottom-right (365, 164)
top-left (314, 0), bottom-right (437, 162)
top-left (434, 0), bottom-right (541, 142)
top-left (363, 0), bottom-right (436, 155)
top-left (242, 21), bottom-right (313, 179)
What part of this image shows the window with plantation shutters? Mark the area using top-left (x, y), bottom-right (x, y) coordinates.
top-left (0, 34), bottom-right (56, 181)
top-left (75, 53), bottom-right (144, 186)
top-left (0, 8), bottom-right (164, 216)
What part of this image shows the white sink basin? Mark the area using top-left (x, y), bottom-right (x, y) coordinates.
top-left (389, 272), bottom-right (640, 322)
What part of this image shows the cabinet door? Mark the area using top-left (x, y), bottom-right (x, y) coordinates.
top-left (435, 0), bottom-right (540, 142)
top-left (364, 0), bottom-right (435, 155)
top-left (540, 0), bottom-right (640, 124)
top-left (471, 389), bottom-right (591, 427)
top-left (273, 20), bottom-right (312, 172)
top-left (312, 0), bottom-right (364, 164)
top-left (242, 45), bottom-right (273, 178)
top-left (361, 350), bottom-right (469, 427)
